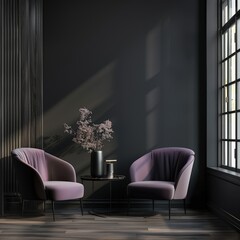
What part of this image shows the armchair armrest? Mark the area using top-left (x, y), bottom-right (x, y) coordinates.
top-left (129, 152), bottom-right (153, 182)
top-left (45, 153), bottom-right (76, 182)
top-left (173, 156), bottom-right (194, 199)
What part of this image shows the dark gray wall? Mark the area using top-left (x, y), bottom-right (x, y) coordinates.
top-left (43, 0), bottom-right (205, 206)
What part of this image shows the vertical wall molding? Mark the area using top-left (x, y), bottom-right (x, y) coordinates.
top-left (0, 0), bottom-right (43, 216)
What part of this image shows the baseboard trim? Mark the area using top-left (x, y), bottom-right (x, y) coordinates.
top-left (207, 202), bottom-right (240, 231)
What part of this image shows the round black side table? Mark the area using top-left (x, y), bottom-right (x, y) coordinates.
top-left (81, 175), bottom-right (125, 213)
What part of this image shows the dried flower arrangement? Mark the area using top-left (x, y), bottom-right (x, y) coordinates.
top-left (64, 107), bottom-right (113, 153)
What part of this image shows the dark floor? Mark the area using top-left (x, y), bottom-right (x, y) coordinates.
top-left (0, 204), bottom-right (239, 240)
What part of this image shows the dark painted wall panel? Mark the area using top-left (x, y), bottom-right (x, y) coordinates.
top-left (0, 0), bottom-right (43, 215)
top-left (43, 0), bottom-right (205, 205)
top-left (207, 169), bottom-right (240, 230)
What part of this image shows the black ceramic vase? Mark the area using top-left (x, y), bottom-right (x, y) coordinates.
top-left (90, 150), bottom-right (103, 177)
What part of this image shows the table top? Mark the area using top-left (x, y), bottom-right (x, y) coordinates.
top-left (81, 175), bottom-right (125, 181)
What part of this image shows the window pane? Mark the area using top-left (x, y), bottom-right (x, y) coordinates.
top-left (222, 115), bottom-right (228, 139)
top-left (229, 141), bottom-right (236, 167)
top-left (237, 143), bottom-right (240, 169)
top-left (222, 87), bottom-right (228, 112)
top-left (222, 32), bottom-right (228, 59)
top-left (229, 0), bottom-right (236, 19)
top-left (238, 0), bottom-right (240, 10)
top-left (229, 55), bottom-right (236, 83)
top-left (237, 20), bottom-right (240, 49)
top-left (222, 141), bottom-right (228, 166)
top-left (229, 113), bottom-right (236, 139)
top-left (229, 24), bottom-right (236, 55)
top-left (238, 113), bottom-right (240, 138)
top-left (222, 0), bottom-right (228, 26)
top-left (222, 61), bottom-right (228, 85)
top-left (225, 114), bottom-right (228, 139)
top-left (237, 82), bottom-right (240, 109)
top-left (237, 53), bottom-right (240, 79)
top-left (229, 84), bottom-right (236, 111)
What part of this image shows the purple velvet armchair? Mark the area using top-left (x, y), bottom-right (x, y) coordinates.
top-left (11, 148), bottom-right (84, 220)
top-left (127, 147), bottom-right (195, 219)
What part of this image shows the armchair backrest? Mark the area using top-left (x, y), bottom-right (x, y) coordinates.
top-left (12, 148), bottom-right (49, 181)
top-left (130, 147), bottom-right (195, 183)
top-left (151, 147), bottom-right (194, 182)
top-left (11, 148), bottom-right (47, 200)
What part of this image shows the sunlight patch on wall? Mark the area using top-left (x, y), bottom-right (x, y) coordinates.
top-left (145, 23), bottom-right (162, 81)
top-left (43, 61), bottom-right (117, 186)
top-left (145, 23), bottom-right (162, 149)
top-left (145, 88), bottom-right (159, 150)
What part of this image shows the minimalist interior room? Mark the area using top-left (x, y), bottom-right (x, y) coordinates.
top-left (1, 0), bottom-right (240, 239)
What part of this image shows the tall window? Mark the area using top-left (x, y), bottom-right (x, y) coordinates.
top-left (220, 0), bottom-right (240, 171)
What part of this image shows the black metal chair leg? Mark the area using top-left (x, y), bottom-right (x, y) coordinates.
top-left (80, 199), bottom-right (83, 216)
top-left (127, 198), bottom-right (130, 215)
top-left (168, 200), bottom-right (171, 220)
top-left (183, 199), bottom-right (186, 214)
top-left (51, 200), bottom-right (55, 221)
top-left (152, 199), bottom-right (155, 211)
top-left (21, 199), bottom-right (25, 216)
top-left (43, 201), bottom-right (45, 212)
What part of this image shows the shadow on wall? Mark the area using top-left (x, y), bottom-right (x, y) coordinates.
top-left (43, 21), bottom-right (166, 178)
top-left (43, 62), bottom-right (118, 177)
top-left (43, 0), bottom-right (199, 202)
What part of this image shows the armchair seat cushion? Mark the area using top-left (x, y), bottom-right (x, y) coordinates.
top-left (128, 181), bottom-right (175, 200)
top-left (45, 181), bottom-right (84, 201)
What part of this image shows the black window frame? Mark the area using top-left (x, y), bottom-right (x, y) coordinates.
top-left (219, 0), bottom-right (240, 172)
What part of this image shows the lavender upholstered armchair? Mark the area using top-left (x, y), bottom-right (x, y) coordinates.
top-left (127, 147), bottom-right (195, 219)
top-left (11, 148), bottom-right (84, 220)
